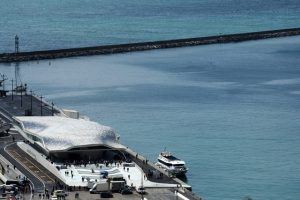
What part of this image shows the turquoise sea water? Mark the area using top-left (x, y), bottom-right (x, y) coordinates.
top-left (1, 0), bottom-right (300, 52)
top-left (0, 36), bottom-right (300, 199)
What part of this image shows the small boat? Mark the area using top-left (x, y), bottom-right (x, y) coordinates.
top-left (14, 63), bottom-right (27, 93)
top-left (156, 151), bottom-right (188, 177)
top-left (14, 84), bottom-right (27, 93)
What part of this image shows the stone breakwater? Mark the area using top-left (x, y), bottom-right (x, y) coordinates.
top-left (1, 28), bottom-right (300, 63)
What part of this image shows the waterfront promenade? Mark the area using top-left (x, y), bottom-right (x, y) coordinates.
top-left (0, 28), bottom-right (300, 63)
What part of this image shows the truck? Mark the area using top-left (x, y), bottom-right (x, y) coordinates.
top-left (89, 174), bottom-right (126, 194)
top-left (89, 181), bottom-right (111, 194)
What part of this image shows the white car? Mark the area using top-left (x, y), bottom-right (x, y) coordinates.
top-left (52, 190), bottom-right (68, 200)
top-left (137, 186), bottom-right (146, 194)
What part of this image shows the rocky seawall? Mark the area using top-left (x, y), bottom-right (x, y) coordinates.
top-left (1, 28), bottom-right (300, 63)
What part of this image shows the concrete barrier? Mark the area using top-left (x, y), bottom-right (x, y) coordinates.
top-left (176, 191), bottom-right (191, 200)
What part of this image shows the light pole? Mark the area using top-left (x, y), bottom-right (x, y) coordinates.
top-left (30, 90), bottom-right (33, 115)
top-left (1, 74), bottom-right (3, 90)
top-left (40, 95), bottom-right (43, 116)
top-left (11, 80), bottom-right (14, 101)
top-left (15, 35), bottom-right (19, 53)
top-left (51, 102), bottom-right (54, 116)
top-left (20, 84), bottom-right (23, 107)
top-left (1, 74), bottom-right (6, 90)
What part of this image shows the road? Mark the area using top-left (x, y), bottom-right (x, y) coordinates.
top-left (0, 94), bottom-right (59, 117)
top-left (0, 97), bottom-right (55, 193)
top-left (0, 140), bottom-right (45, 193)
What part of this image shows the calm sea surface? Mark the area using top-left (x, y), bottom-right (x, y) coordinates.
top-left (0, 0), bottom-right (300, 52)
top-left (0, 36), bottom-right (300, 200)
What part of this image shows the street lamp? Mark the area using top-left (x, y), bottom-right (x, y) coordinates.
top-left (51, 102), bottom-right (54, 116)
top-left (20, 84), bottom-right (23, 107)
top-left (30, 90), bottom-right (33, 114)
top-left (40, 95), bottom-right (43, 116)
top-left (1, 74), bottom-right (7, 90)
top-left (11, 80), bottom-right (14, 101)
top-left (15, 35), bottom-right (19, 53)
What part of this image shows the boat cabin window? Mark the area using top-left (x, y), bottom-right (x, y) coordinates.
top-left (159, 159), bottom-right (184, 167)
top-left (173, 164), bottom-right (184, 167)
top-left (158, 160), bottom-right (172, 167)
top-left (165, 155), bottom-right (179, 161)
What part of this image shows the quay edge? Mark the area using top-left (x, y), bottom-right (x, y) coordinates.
top-left (0, 94), bottom-right (202, 200)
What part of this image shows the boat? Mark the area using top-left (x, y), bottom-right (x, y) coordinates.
top-left (156, 151), bottom-right (188, 177)
top-left (13, 63), bottom-right (27, 93)
top-left (14, 84), bottom-right (27, 93)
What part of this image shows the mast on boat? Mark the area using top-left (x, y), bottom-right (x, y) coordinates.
top-left (14, 62), bottom-right (27, 93)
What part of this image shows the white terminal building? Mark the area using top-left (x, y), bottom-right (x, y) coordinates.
top-left (16, 115), bottom-right (125, 162)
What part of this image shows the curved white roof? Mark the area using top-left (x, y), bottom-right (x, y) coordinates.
top-left (16, 116), bottom-right (120, 151)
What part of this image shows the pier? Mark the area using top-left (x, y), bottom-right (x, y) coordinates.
top-left (0, 28), bottom-right (300, 63)
top-left (0, 89), bottom-right (201, 199)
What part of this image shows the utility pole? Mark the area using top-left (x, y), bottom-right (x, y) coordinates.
top-left (24, 83), bottom-right (27, 95)
top-left (1, 74), bottom-right (3, 90)
top-left (40, 95), bottom-right (43, 116)
top-left (30, 90), bottom-right (33, 114)
top-left (11, 80), bottom-right (14, 101)
top-left (51, 102), bottom-right (54, 116)
top-left (1, 74), bottom-right (7, 90)
top-left (20, 84), bottom-right (23, 107)
top-left (15, 35), bottom-right (19, 53)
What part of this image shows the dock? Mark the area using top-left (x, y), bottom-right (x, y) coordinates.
top-left (0, 92), bottom-right (202, 200)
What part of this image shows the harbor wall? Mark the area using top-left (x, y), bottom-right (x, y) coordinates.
top-left (0, 27), bottom-right (300, 63)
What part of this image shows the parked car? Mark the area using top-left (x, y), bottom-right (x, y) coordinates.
top-left (52, 190), bottom-right (68, 199)
top-left (100, 171), bottom-right (108, 179)
top-left (100, 191), bottom-right (113, 198)
top-left (120, 186), bottom-right (133, 195)
top-left (137, 186), bottom-right (146, 194)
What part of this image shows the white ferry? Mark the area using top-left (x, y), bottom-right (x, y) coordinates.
top-left (156, 151), bottom-right (188, 176)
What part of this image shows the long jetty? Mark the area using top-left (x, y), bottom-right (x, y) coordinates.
top-left (1, 27), bottom-right (300, 63)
